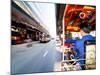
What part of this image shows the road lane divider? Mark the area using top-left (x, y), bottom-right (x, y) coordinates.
top-left (43, 51), bottom-right (48, 57)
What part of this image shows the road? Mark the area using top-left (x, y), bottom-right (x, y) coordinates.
top-left (11, 40), bottom-right (62, 74)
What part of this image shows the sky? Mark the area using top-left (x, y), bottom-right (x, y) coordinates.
top-left (27, 2), bottom-right (57, 38)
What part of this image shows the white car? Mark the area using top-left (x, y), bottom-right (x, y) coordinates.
top-left (56, 36), bottom-right (61, 46)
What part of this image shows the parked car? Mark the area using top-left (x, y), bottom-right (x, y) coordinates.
top-left (11, 31), bottom-right (23, 45)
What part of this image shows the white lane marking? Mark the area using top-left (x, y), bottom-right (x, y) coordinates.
top-left (43, 51), bottom-right (48, 57)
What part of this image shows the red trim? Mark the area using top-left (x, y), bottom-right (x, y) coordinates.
top-left (64, 5), bottom-right (96, 32)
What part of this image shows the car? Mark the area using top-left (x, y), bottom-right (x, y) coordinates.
top-left (56, 36), bottom-right (61, 46)
top-left (11, 31), bottom-right (23, 45)
top-left (40, 34), bottom-right (50, 43)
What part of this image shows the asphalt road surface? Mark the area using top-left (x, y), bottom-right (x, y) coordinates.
top-left (11, 39), bottom-right (62, 74)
